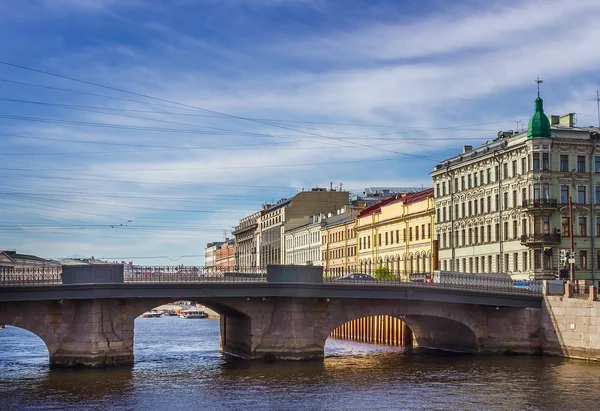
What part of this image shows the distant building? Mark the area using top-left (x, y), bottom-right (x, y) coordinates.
top-left (0, 250), bottom-right (60, 269)
top-left (258, 188), bottom-right (350, 266)
top-left (215, 239), bottom-right (235, 273)
top-left (232, 211), bottom-right (260, 270)
top-left (320, 204), bottom-right (363, 275)
top-left (204, 241), bottom-right (224, 272)
top-left (284, 214), bottom-right (325, 266)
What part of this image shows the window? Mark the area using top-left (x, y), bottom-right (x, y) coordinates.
top-left (487, 196), bottom-right (491, 213)
top-left (487, 224), bottom-right (492, 243)
top-left (522, 187), bottom-right (527, 203)
top-left (442, 182), bottom-right (446, 196)
top-left (486, 168), bottom-right (491, 183)
top-left (427, 223), bottom-right (431, 238)
top-left (596, 186), bottom-right (600, 205)
top-left (513, 220), bottom-right (518, 239)
top-left (461, 176), bottom-right (465, 190)
top-left (480, 198), bottom-right (484, 214)
top-left (461, 203), bottom-right (465, 218)
top-left (534, 249), bottom-right (542, 269)
top-left (396, 230), bottom-right (399, 243)
top-left (514, 253), bottom-right (519, 271)
top-left (542, 153), bottom-right (549, 170)
top-left (596, 156), bottom-right (600, 173)
top-left (522, 218), bottom-right (528, 236)
top-left (562, 217), bottom-right (570, 237)
top-left (543, 216), bottom-right (550, 234)
top-left (480, 226), bottom-right (484, 243)
top-left (495, 223), bottom-right (499, 241)
top-left (523, 251), bottom-right (528, 271)
top-left (495, 194), bottom-right (499, 211)
top-left (409, 228), bottom-right (412, 241)
top-left (495, 165), bottom-right (500, 181)
top-left (512, 160), bottom-right (517, 177)
top-left (461, 229), bottom-right (466, 246)
top-left (534, 183), bottom-right (541, 200)
top-left (597, 250), bottom-right (600, 270)
top-left (474, 173), bottom-right (478, 187)
top-left (561, 185), bottom-right (569, 204)
top-left (521, 157), bottom-right (526, 174)
top-left (505, 254), bottom-right (509, 272)
top-left (543, 183), bottom-right (549, 200)
top-left (579, 217), bottom-right (587, 236)
top-left (455, 178), bottom-right (459, 192)
top-left (480, 170), bottom-right (484, 185)
top-left (512, 190), bottom-right (517, 208)
top-left (503, 192), bottom-right (508, 210)
top-left (578, 186), bottom-right (586, 204)
top-left (474, 200), bottom-right (478, 215)
top-left (560, 155), bottom-right (569, 172)
top-left (503, 163), bottom-right (508, 179)
top-left (442, 232), bottom-right (447, 248)
top-left (580, 250), bottom-right (588, 270)
top-left (473, 228), bottom-right (478, 244)
top-left (442, 207), bottom-right (446, 222)
top-left (504, 221), bottom-right (509, 241)
top-left (455, 204), bottom-right (459, 219)
top-left (533, 153), bottom-right (540, 170)
top-left (436, 183), bottom-right (440, 197)
top-left (385, 232), bottom-right (388, 245)
top-left (577, 156), bottom-right (586, 173)
top-left (597, 217), bottom-right (600, 237)
top-left (468, 174), bottom-right (472, 189)
top-left (468, 201), bottom-right (472, 216)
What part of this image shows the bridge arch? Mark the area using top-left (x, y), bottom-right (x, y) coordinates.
top-left (0, 305), bottom-right (55, 357)
top-left (319, 300), bottom-right (485, 354)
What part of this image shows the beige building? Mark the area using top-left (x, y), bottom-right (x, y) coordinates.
top-left (258, 188), bottom-right (349, 266)
top-left (355, 189), bottom-right (436, 277)
top-left (431, 94), bottom-right (600, 283)
top-left (232, 211), bottom-right (260, 269)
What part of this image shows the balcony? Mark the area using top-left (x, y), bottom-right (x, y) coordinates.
top-left (520, 233), bottom-right (561, 246)
top-left (522, 199), bottom-right (558, 209)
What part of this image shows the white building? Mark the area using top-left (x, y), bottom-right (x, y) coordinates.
top-left (284, 214), bottom-right (325, 266)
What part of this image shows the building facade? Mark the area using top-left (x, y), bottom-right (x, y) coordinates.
top-left (233, 211), bottom-right (260, 269)
top-left (258, 188), bottom-right (350, 266)
top-left (215, 239), bottom-right (235, 273)
top-left (204, 241), bottom-right (224, 273)
top-left (431, 95), bottom-right (600, 283)
top-left (320, 205), bottom-right (361, 275)
top-left (355, 189), bottom-right (436, 277)
top-left (284, 214), bottom-right (324, 266)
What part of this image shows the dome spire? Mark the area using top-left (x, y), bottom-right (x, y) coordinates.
top-left (527, 77), bottom-right (551, 139)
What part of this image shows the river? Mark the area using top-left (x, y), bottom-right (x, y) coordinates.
top-left (1, 316), bottom-right (600, 410)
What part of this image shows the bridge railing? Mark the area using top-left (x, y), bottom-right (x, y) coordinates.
top-left (124, 266), bottom-right (267, 283)
top-left (0, 266), bottom-right (62, 285)
top-left (323, 268), bottom-right (542, 296)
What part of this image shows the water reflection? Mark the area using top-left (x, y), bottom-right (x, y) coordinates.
top-left (1, 317), bottom-right (599, 411)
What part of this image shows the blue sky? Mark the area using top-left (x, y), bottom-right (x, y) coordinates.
top-left (1, 0), bottom-right (600, 265)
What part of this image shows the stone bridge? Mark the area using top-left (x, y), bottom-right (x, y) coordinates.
top-left (0, 265), bottom-right (543, 367)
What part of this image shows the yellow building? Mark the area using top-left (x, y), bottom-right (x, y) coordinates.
top-left (355, 188), bottom-right (436, 277)
top-left (320, 205), bottom-right (362, 276)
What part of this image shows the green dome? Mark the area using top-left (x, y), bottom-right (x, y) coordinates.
top-left (527, 97), bottom-right (551, 139)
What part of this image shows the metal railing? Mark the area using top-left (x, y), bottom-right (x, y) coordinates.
top-left (124, 266), bottom-right (267, 283)
top-left (572, 283), bottom-right (591, 300)
top-left (0, 267), bottom-right (62, 285)
top-left (323, 268), bottom-right (542, 296)
top-left (0, 265), bottom-right (543, 296)
top-left (522, 199), bottom-right (558, 208)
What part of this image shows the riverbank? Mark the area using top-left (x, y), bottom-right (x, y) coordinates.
top-left (154, 302), bottom-right (220, 320)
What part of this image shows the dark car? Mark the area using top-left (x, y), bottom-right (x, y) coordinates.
top-left (336, 273), bottom-right (377, 282)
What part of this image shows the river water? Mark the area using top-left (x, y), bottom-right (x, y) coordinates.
top-left (1, 316), bottom-right (600, 410)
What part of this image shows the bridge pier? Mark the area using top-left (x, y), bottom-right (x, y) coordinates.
top-left (220, 297), bottom-right (327, 361)
top-left (49, 299), bottom-right (135, 368)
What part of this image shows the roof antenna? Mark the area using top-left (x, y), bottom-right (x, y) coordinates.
top-left (535, 76), bottom-right (543, 97)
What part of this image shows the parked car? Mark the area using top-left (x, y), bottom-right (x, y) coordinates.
top-left (337, 273), bottom-right (377, 282)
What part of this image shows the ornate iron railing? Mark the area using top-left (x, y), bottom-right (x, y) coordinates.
top-left (0, 265), bottom-right (543, 296)
top-left (522, 199), bottom-right (558, 208)
top-left (0, 267), bottom-right (62, 285)
top-left (322, 268), bottom-right (542, 296)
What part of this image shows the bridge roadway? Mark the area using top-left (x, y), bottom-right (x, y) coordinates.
top-left (0, 265), bottom-right (544, 368)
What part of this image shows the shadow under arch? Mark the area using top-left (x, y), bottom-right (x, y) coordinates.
top-left (322, 303), bottom-right (482, 354)
top-left (0, 305), bottom-right (58, 358)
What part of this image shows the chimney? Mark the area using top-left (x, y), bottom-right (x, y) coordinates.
top-left (559, 113), bottom-right (575, 128)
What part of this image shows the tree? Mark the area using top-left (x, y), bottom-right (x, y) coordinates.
top-left (374, 266), bottom-right (394, 281)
